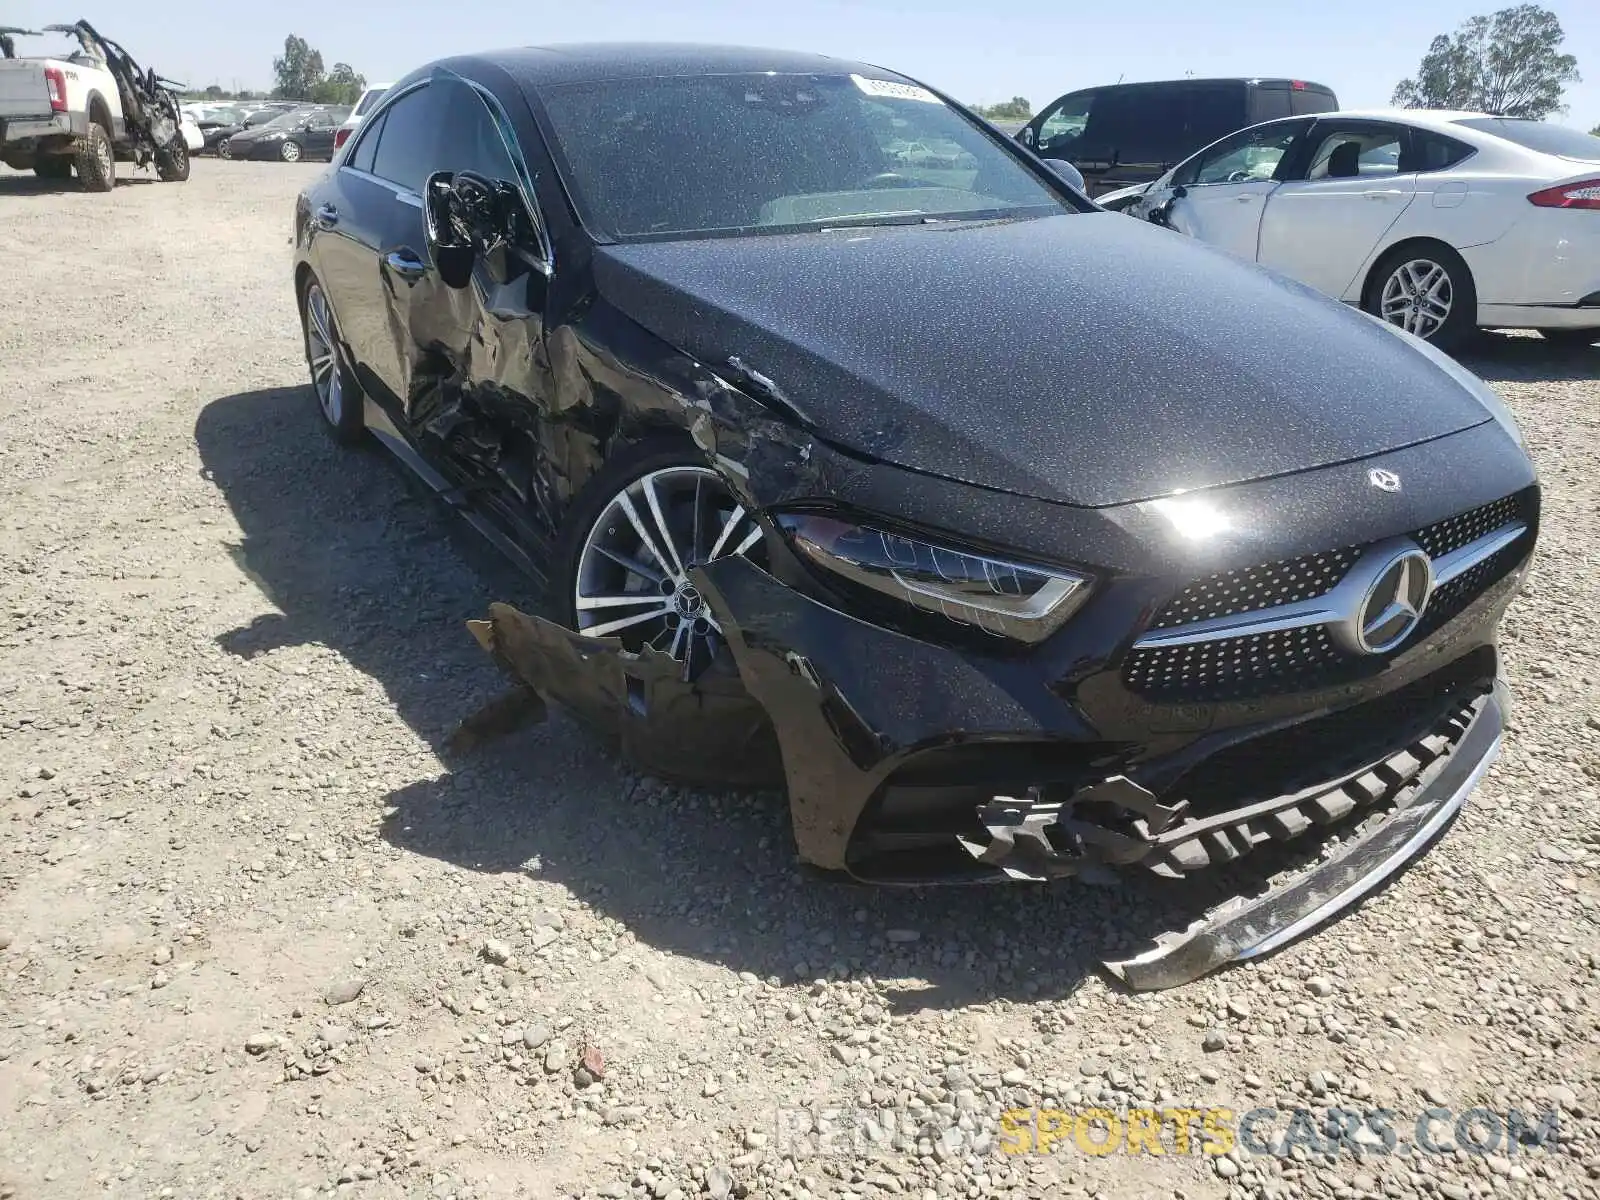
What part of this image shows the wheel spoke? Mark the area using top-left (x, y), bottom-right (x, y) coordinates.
top-left (576, 592), bottom-right (665, 611)
top-left (616, 492), bottom-right (682, 584)
top-left (690, 475), bottom-right (709, 563)
top-left (585, 605), bottom-right (673, 637)
top-left (641, 475), bottom-right (688, 579)
top-left (592, 542), bottom-right (667, 586)
top-left (706, 503), bottom-right (748, 560)
top-left (668, 620), bottom-right (689, 661)
top-left (729, 523), bottom-right (764, 558)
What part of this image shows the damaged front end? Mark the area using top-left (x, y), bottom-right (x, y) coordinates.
top-left (462, 524), bottom-right (1516, 991)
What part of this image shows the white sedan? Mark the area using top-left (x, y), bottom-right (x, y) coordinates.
top-left (1109, 109), bottom-right (1600, 351)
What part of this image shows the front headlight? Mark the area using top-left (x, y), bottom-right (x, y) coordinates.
top-left (775, 513), bottom-right (1091, 643)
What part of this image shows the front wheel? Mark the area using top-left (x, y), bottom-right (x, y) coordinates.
top-left (155, 137), bottom-right (190, 182)
top-left (300, 276), bottom-right (364, 446)
top-left (1364, 244), bottom-right (1476, 352)
top-left (279, 139), bottom-right (303, 163)
top-left (218, 139), bottom-right (234, 160)
top-left (552, 440), bottom-right (768, 679)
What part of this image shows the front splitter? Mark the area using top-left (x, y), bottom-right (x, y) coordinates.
top-left (1102, 679), bottom-right (1507, 990)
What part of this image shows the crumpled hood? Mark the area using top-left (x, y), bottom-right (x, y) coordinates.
top-left (593, 213), bottom-right (1493, 508)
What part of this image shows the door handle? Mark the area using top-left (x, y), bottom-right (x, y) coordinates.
top-left (315, 203), bottom-right (339, 227)
top-left (1363, 190), bottom-right (1402, 200)
top-left (1235, 194), bottom-right (1256, 203)
top-left (383, 250), bottom-right (428, 282)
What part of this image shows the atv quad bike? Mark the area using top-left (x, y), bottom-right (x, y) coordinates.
top-left (0, 20), bottom-right (189, 190)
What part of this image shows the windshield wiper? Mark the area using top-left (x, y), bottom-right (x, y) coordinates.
top-left (815, 213), bottom-right (962, 232)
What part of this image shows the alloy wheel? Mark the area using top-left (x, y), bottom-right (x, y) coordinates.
top-left (95, 135), bottom-right (112, 179)
top-left (281, 141), bottom-right (301, 162)
top-left (575, 466), bottom-right (764, 677)
top-left (303, 283), bottom-right (342, 425)
top-left (1379, 258), bottom-right (1452, 340)
top-left (219, 140), bottom-right (232, 159)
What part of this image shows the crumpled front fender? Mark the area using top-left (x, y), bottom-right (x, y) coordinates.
top-left (466, 602), bottom-right (782, 790)
top-left (687, 555), bottom-right (1098, 870)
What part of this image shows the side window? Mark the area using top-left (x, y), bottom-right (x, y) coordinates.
top-left (1036, 91), bottom-right (1095, 154)
top-left (1405, 131), bottom-right (1475, 173)
top-left (370, 84), bottom-right (449, 194)
top-left (1187, 122), bottom-right (1304, 186)
top-left (1304, 125), bottom-right (1404, 180)
top-left (436, 78), bottom-right (519, 181)
top-left (347, 109), bottom-right (385, 173)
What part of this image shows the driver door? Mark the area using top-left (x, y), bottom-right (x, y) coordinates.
top-left (1165, 119), bottom-right (1311, 262)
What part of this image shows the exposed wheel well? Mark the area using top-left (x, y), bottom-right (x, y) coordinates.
top-left (86, 93), bottom-right (113, 135)
top-left (1362, 237), bottom-right (1474, 308)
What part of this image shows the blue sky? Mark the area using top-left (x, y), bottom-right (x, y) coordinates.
top-left (17, 0), bottom-right (1599, 129)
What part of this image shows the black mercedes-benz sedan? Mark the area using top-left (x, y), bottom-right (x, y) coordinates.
top-left (291, 44), bottom-right (1538, 989)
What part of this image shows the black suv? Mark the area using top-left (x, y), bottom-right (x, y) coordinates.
top-left (1019, 77), bottom-right (1338, 197)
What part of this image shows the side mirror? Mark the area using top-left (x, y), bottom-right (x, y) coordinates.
top-left (1043, 157), bottom-right (1086, 192)
top-left (1018, 127), bottom-right (1035, 147)
top-left (424, 169), bottom-right (545, 291)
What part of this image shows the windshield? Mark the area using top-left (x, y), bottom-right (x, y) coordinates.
top-left (1453, 118), bottom-right (1600, 163)
top-left (536, 72), bottom-right (1068, 240)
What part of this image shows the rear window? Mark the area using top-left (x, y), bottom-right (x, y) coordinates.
top-left (1289, 85), bottom-right (1338, 116)
top-left (1454, 118), bottom-right (1600, 162)
top-left (354, 87), bottom-right (388, 117)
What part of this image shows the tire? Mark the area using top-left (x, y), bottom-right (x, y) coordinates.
top-left (218, 139), bottom-right (233, 160)
top-left (32, 157), bottom-right (72, 180)
top-left (1539, 328), bottom-right (1598, 348)
top-left (299, 275), bottom-right (365, 446)
top-left (279, 139), bottom-right (303, 163)
top-left (73, 123), bottom-right (115, 192)
top-left (549, 438), bottom-right (767, 675)
top-left (1363, 242), bottom-right (1476, 352)
top-left (155, 137), bottom-right (190, 182)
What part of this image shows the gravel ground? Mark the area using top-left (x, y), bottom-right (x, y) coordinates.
top-left (0, 160), bottom-right (1597, 1200)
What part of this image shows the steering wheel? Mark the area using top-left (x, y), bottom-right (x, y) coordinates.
top-left (1226, 169), bottom-right (1254, 184)
top-left (860, 172), bottom-right (921, 189)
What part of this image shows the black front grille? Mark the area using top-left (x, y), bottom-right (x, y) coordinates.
top-left (1126, 490), bottom-right (1533, 702)
top-left (1124, 624), bottom-right (1352, 702)
top-left (1148, 548), bottom-right (1359, 630)
top-left (1413, 494), bottom-right (1525, 559)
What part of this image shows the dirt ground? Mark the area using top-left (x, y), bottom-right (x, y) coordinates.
top-left (0, 160), bottom-right (1597, 1200)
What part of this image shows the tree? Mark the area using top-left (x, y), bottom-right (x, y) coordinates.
top-left (1392, 4), bottom-right (1580, 119)
top-left (310, 62), bottom-right (366, 106)
top-left (272, 34), bottom-right (326, 101)
top-left (1592, 123), bottom-right (1600, 136)
top-left (974, 96), bottom-right (1032, 121)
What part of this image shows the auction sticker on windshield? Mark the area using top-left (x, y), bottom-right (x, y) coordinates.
top-left (852, 75), bottom-right (940, 104)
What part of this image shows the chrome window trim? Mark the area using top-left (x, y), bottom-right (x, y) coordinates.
top-left (1131, 519), bottom-right (1528, 651)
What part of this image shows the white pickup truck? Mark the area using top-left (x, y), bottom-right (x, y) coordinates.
top-left (0, 20), bottom-right (188, 190)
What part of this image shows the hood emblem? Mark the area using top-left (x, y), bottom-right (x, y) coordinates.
top-left (1368, 468), bottom-right (1401, 493)
top-left (1339, 543), bottom-right (1434, 655)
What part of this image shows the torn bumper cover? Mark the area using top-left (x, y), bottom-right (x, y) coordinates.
top-left (467, 552), bottom-right (1509, 989)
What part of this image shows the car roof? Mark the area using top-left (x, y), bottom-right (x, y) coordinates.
top-left (1061, 77), bottom-right (1336, 94)
top-left (472, 42), bottom-right (891, 88)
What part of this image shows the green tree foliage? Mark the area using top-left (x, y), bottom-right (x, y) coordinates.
top-left (973, 96), bottom-right (1032, 121)
top-left (1392, 4), bottom-right (1580, 119)
top-left (271, 35), bottom-right (324, 100)
top-left (270, 35), bottom-right (366, 105)
top-left (310, 62), bottom-right (367, 106)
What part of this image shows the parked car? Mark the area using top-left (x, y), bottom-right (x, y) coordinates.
top-left (1017, 77), bottom-right (1338, 200)
top-left (332, 82), bottom-right (392, 154)
top-left (210, 108), bottom-right (280, 156)
top-left (292, 45), bottom-right (1537, 989)
top-left (225, 104), bottom-right (349, 161)
top-left (1117, 109), bottom-right (1600, 350)
top-left (178, 106), bottom-right (202, 152)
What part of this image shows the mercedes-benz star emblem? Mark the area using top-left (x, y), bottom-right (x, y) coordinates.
top-left (1368, 468), bottom-right (1402, 493)
top-left (1352, 545), bottom-right (1433, 654)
